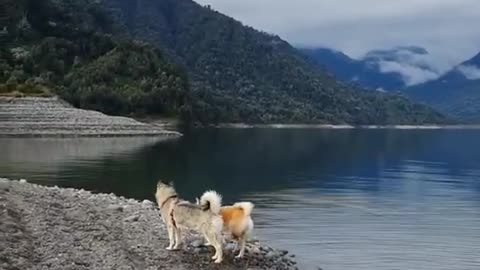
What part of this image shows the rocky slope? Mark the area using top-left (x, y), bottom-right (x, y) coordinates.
top-left (0, 97), bottom-right (181, 137)
top-left (0, 178), bottom-right (298, 270)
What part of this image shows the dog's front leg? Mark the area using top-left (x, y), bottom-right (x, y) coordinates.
top-left (166, 224), bottom-right (176, 250)
top-left (173, 228), bottom-right (182, 250)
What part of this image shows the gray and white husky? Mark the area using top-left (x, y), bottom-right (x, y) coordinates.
top-left (155, 181), bottom-right (224, 263)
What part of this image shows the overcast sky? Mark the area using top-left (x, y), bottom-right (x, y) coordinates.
top-left (194, 0), bottom-right (480, 75)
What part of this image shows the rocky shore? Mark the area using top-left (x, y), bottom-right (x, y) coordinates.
top-left (0, 178), bottom-right (299, 270)
top-left (0, 97), bottom-right (181, 137)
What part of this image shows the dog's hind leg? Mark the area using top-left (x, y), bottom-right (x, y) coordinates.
top-left (204, 230), bottom-right (217, 260)
top-left (202, 234), bottom-right (212, 247)
top-left (211, 233), bottom-right (224, 263)
top-left (236, 234), bottom-right (246, 258)
top-left (204, 230), bottom-right (223, 263)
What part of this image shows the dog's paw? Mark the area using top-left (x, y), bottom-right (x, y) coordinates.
top-left (214, 257), bottom-right (223, 264)
top-left (235, 254), bottom-right (244, 259)
top-left (166, 246), bottom-right (174, 250)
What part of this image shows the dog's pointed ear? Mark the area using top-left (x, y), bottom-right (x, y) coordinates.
top-left (168, 181), bottom-right (174, 187)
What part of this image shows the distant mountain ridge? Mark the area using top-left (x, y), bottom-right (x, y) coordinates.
top-left (302, 45), bottom-right (480, 122)
top-left (301, 46), bottom-right (439, 91)
top-left (301, 47), bottom-right (405, 91)
top-left (404, 52), bottom-right (480, 122)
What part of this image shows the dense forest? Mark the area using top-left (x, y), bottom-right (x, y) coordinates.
top-left (0, 0), bottom-right (191, 118)
top-left (0, 0), bottom-right (449, 125)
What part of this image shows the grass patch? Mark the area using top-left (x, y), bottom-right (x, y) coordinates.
top-left (0, 83), bottom-right (54, 97)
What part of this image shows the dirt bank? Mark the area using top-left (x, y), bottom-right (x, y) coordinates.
top-left (0, 179), bottom-right (299, 270)
top-left (0, 97), bottom-right (181, 137)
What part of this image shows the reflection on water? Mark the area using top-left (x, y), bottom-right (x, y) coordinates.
top-left (1, 129), bottom-right (480, 269)
top-left (248, 161), bottom-right (480, 270)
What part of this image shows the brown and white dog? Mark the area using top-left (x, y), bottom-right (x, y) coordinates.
top-left (198, 191), bottom-right (254, 258)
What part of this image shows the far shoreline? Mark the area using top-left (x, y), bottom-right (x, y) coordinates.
top-left (212, 123), bottom-right (480, 130)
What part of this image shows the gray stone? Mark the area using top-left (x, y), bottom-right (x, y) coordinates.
top-left (193, 247), bottom-right (208, 254)
top-left (265, 251), bottom-right (278, 260)
top-left (0, 181), bottom-right (9, 191)
top-left (225, 242), bottom-right (236, 251)
top-left (142, 199), bottom-right (155, 208)
top-left (107, 205), bottom-right (124, 212)
top-left (249, 246), bottom-right (261, 255)
top-left (123, 215), bottom-right (140, 222)
top-left (190, 239), bottom-right (204, 248)
top-left (19, 179), bottom-right (27, 183)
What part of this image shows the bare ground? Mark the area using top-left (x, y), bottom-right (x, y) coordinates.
top-left (0, 97), bottom-right (181, 137)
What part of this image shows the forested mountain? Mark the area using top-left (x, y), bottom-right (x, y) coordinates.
top-left (0, 0), bottom-right (448, 125)
top-left (405, 52), bottom-right (480, 122)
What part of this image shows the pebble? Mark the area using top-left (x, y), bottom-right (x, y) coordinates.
top-left (19, 179), bottom-right (27, 183)
top-left (0, 181), bottom-right (9, 191)
top-left (225, 242), bottom-right (236, 251)
top-left (193, 247), bottom-right (205, 253)
top-left (190, 239), bottom-right (204, 248)
top-left (265, 251), bottom-right (277, 260)
top-left (250, 246), bottom-right (261, 255)
top-left (107, 204), bottom-right (124, 212)
top-left (124, 215), bottom-right (140, 222)
top-left (142, 199), bottom-right (154, 208)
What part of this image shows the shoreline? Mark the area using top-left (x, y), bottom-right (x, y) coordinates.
top-left (0, 178), bottom-right (299, 270)
top-left (213, 123), bottom-right (480, 130)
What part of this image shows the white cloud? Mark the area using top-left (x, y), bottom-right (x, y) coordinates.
top-left (363, 47), bottom-right (444, 85)
top-left (457, 65), bottom-right (480, 80)
top-left (377, 61), bottom-right (440, 86)
top-left (194, 0), bottom-right (480, 75)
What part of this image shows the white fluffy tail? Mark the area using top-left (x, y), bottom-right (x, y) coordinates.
top-left (233, 202), bottom-right (254, 216)
top-left (200, 190), bottom-right (222, 214)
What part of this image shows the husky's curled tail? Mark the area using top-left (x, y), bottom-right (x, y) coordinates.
top-left (199, 190), bottom-right (222, 214)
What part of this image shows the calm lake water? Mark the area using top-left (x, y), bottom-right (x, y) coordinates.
top-left (1, 128), bottom-right (480, 270)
